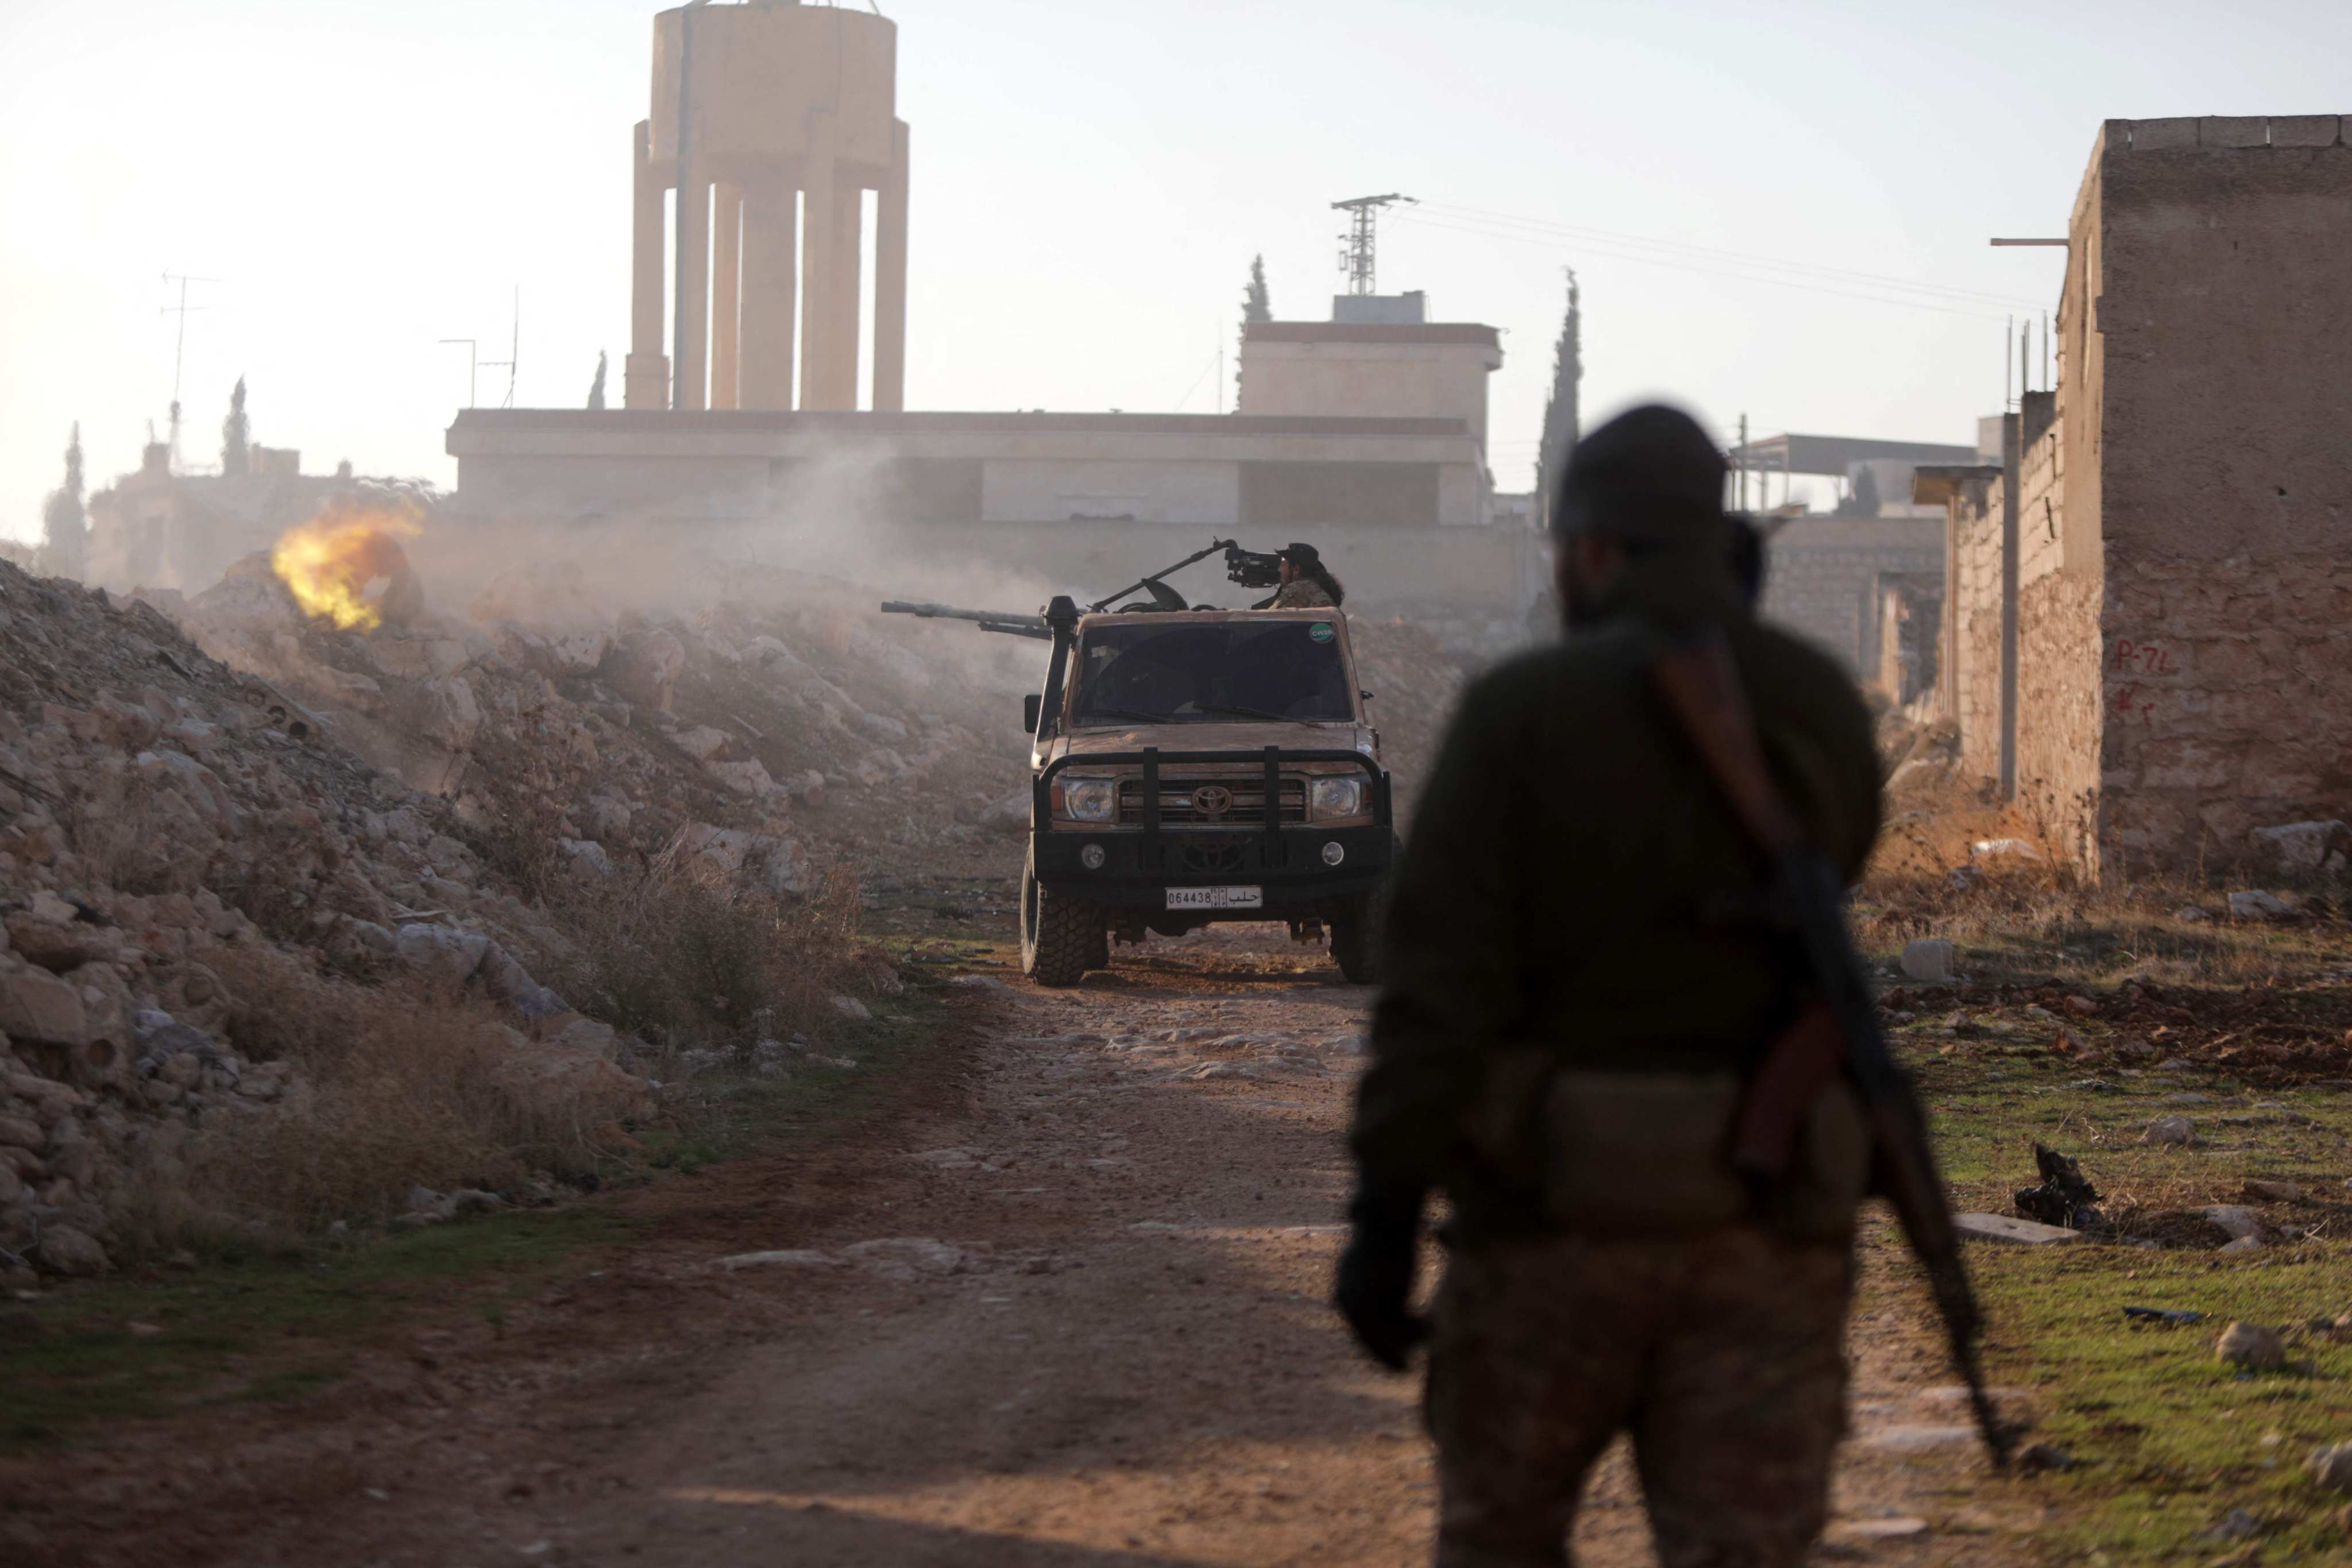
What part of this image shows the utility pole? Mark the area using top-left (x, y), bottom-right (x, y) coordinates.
top-left (1331, 193), bottom-right (1415, 296)
top-left (1736, 413), bottom-right (1749, 513)
top-left (160, 271), bottom-right (219, 470)
top-left (439, 338), bottom-right (480, 408)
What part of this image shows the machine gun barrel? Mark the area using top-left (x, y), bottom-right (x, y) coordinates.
top-left (879, 601), bottom-right (1055, 641)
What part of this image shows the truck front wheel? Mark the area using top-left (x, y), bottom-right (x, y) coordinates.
top-left (1021, 844), bottom-right (1101, 987)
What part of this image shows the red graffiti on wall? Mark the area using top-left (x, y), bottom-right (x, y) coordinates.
top-left (2110, 683), bottom-right (2157, 724)
top-left (2109, 639), bottom-right (2176, 675)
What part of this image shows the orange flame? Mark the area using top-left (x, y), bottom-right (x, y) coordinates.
top-left (271, 502), bottom-right (423, 631)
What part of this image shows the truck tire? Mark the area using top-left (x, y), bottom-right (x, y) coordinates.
top-left (1331, 892), bottom-right (1381, 985)
top-left (1021, 844), bottom-right (1099, 987)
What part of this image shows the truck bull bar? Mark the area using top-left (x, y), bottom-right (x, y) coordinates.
top-left (1034, 748), bottom-right (1391, 865)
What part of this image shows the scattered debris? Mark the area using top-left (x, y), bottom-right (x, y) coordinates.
top-left (2014, 1442), bottom-right (2083, 1474)
top-left (716, 1249), bottom-right (843, 1270)
top-left (2244, 1180), bottom-right (2309, 1204)
top-left (1900, 939), bottom-right (1957, 982)
top-left (2227, 890), bottom-right (2297, 922)
top-left (1955, 1213), bottom-right (2083, 1246)
top-left (2144, 1116), bottom-right (2200, 1148)
top-left (2310, 1442), bottom-right (2352, 1493)
top-left (2123, 1306), bottom-right (2209, 1326)
top-left (2216, 1322), bottom-right (2286, 1372)
top-left (2013, 1143), bottom-right (2102, 1231)
top-left (2198, 1206), bottom-right (2264, 1243)
top-left (2198, 1508), bottom-right (2263, 1544)
top-left (1824, 1517), bottom-right (1929, 1542)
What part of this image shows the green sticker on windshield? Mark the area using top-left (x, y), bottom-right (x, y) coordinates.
top-left (1309, 622), bottom-right (1335, 643)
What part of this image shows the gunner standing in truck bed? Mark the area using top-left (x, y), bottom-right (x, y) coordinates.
top-left (1270, 543), bottom-right (1345, 608)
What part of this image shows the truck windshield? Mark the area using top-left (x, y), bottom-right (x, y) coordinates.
top-left (1071, 619), bottom-right (1354, 726)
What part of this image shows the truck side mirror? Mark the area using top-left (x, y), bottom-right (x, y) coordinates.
top-left (1024, 693), bottom-right (1043, 734)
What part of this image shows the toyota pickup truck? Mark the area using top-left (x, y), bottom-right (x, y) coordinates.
top-left (885, 546), bottom-right (1397, 987)
top-left (1018, 600), bottom-right (1394, 985)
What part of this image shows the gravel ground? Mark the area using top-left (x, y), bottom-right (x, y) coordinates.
top-left (2, 925), bottom-right (2050, 1565)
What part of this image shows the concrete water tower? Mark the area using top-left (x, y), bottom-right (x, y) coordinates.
top-left (624, 1), bottom-right (910, 413)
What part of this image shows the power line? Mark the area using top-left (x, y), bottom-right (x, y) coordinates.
top-left (1415, 200), bottom-right (2049, 310)
top-left (1395, 206), bottom-right (2048, 320)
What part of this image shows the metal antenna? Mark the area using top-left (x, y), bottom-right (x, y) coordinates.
top-left (480, 288), bottom-right (519, 408)
top-left (1331, 194), bottom-right (1415, 295)
top-left (161, 271), bottom-right (220, 469)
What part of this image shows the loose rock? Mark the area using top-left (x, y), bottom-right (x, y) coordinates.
top-left (2217, 1322), bottom-right (2285, 1370)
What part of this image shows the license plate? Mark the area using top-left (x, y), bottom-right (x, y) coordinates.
top-left (1165, 885), bottom-right (1263, 910)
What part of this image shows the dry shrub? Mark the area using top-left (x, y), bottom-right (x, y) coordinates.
top-left (541, 848), bottom-right (867, 1056)
top-left (119, 944), bottom-right (641, 1248)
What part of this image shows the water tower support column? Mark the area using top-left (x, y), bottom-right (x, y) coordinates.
top-left (800, 110), bottom-right (843, 411)
top-left (625, 119), bottom-right (670, 409)
top-left (827, 185), bottom-right (863, 408)
top-left (739, 187), bottom-right (798, 410)
top-left (712, 183), bottom-right (742, 410)
top-left (874, 119), bottom-right (910, 412)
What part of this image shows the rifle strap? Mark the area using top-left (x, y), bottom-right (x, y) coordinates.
top-left (1644, 625), bottom-right (1805, 863)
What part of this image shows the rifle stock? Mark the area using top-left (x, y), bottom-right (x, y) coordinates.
top-left (1651, 629), bottom-right (2013, 1469)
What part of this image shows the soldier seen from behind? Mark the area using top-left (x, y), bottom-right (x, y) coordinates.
top-left (1334, 404), bottom-right (1885, 1567)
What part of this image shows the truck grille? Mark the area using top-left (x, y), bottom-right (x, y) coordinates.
top-left (1118, 776), bottom-right (1306, 827)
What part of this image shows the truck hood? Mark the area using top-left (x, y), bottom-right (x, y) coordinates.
top-left (1046, 720), bottom-right (1376, 765)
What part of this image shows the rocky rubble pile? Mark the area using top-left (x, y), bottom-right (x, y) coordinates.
top-left (1348, 618), bottom-right (1474, 818)
top-left (152, 555), bottom-right (1042, 906)
top-left (0, 559), bottom-right (649, 1282)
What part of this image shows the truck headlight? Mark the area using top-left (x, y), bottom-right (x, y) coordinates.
top-left (1307, 775), bottom-right (1365, 821)
top-left (1056, 775), bottom-right (1117, 823)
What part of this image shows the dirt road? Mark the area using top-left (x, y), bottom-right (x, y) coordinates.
top-left (12, 929), bottom-right (2044, 1566)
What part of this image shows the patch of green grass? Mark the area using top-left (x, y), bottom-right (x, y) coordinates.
top-left (1978, 1244), bottom-right (2352, 1561)
top-left (654, 978), bottom-right (958, 1168)
top-left (1870, 892), bottom-right (2352, 1560)
top-left (0, 1199), bottom-right (638, 1455)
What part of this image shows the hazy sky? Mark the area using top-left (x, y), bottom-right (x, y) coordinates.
top-left (5, 0), bottom-right (2346, 543)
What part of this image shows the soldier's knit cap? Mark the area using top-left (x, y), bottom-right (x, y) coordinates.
top-left (1552, 404), bottom-right (1728, 547)
top-left (1279, 542), bottom-right (1322, 567)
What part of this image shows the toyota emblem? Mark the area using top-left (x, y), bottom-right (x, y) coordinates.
top-left (1191, 784), bottom-right (1234, 817)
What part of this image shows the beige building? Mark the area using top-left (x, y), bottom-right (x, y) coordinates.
top-left (1920, 115), bottom-right (2352, 876)
top-left (449, 6), bottom-right (1544, 646)
top-left (85, 442), bottom-right (349, 593)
